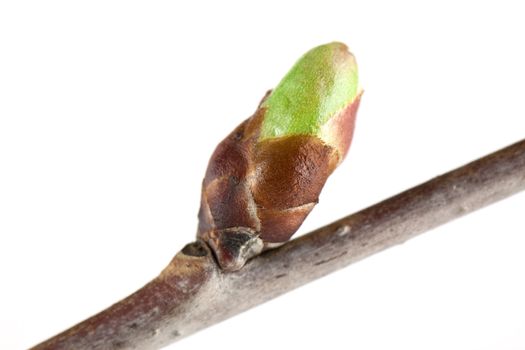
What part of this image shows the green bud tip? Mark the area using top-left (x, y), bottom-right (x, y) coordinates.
top-left (260, 42), bottom-right (361, 141)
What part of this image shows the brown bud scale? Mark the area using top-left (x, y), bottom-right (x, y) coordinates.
top-left (197, 94), bottom-right (361, 271)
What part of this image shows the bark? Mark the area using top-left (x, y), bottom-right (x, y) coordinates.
top-left (32, 138), bottom-right (525, 350)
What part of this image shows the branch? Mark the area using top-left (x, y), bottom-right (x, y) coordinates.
top-left (32, 138), bottom-right (525, 350)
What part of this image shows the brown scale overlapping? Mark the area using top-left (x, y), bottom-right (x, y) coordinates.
top-left (197, 94), bottom-right (361, 270)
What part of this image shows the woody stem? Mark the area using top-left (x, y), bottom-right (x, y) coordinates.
top-left (32, 138), bottom-right (525, 350)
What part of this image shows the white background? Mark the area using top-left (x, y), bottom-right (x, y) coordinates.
top-left (1, 1), bottom-right (524, 349)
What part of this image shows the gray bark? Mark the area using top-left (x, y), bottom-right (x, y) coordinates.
top-left (32, 139), bottom-right (525, 350)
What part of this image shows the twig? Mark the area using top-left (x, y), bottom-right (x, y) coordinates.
top-left (32, 138), bottom-right (525, 350)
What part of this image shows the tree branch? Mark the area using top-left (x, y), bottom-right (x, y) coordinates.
top-left (32, 138), bottom-right (525, 350)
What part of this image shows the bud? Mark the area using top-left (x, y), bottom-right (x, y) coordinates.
top-left (197, 42), bottom-right (362, 271)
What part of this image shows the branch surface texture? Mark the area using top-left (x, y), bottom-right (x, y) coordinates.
top-left (32, 138), bottom-right (525, 350)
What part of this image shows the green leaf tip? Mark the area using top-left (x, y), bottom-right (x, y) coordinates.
top-left (260, 42), bottom-right (360, 140)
